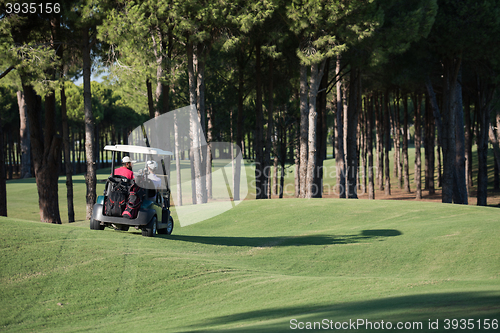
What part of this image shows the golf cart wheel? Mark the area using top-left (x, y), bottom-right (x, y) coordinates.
top-left (142, 216), bottom-right (157, 237)
top-left (90, 218), bottom-right (104, 230)
top-left (158, 216), bottom-right (174, 235)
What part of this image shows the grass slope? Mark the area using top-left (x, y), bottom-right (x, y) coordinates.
top-left (1, 199), bottom-right (499, 332)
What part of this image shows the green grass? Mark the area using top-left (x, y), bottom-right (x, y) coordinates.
top-left (1, 199), bottom-right (499, 332)
top-left (3, 148), bottom-right (499, 331)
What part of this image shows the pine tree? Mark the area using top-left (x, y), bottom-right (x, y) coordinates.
top-left (2, 6), bottom-right (64, 223)
top-left (425, 0), bottom-right (500, 204)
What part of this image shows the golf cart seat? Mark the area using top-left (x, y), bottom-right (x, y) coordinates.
top-left (146, 179), bottom-right (157, 200)
top-left (135, 174), bottom-right (157, 201)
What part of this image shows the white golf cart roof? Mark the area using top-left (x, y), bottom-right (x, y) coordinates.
top-left (104, 144), bottom-right (173, 156)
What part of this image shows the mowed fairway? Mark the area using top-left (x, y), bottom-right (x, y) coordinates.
top-left (1, 199), bottom-right (499, 332)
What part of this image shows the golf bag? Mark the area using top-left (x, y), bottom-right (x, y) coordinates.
top-left (104, 176), bottom-right (130, 217)
top-left (122, 184), bottom-right (142, 219)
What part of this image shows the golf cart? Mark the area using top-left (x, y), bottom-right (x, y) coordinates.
top-left (90, 144), bottom-right (174, 237)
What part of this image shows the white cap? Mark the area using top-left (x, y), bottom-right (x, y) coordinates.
top-left (122, 156), bottom-right (136, 164)
top-left (147, 160), bottom-right (158, 170)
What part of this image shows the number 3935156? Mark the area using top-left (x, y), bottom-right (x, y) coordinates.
top-left (6, 3), bottom-right (60, 14)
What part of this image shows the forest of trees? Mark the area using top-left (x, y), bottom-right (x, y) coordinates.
top-left (1, 0), bottom-right (500, 224)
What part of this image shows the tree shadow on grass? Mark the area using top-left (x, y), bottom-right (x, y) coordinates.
top-left (161, 229), bottom-right (402, 247)
top-left (183, 291), bottom-right (500, 332)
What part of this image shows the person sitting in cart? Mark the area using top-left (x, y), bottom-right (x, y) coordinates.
top-left (146, 160), bottom-right (161, 201)
top-left (114, 156), bottom-right (135, 180)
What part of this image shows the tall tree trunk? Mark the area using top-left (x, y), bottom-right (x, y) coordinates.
top-left (206, 106), bottom-right (213, 200)
top-left (272, 149), bottom-right (278, 196)
top-left (489, 112), bottom-right (500, 174)
top-left (476, 79), bottom-right (495, 206)
top-left (495, 154), bottom-right (500, 191)
top-left (236, 51), bottom-right (244, 164)
top-left (83, 27), bottom-right (96, 220)
top-left (489, 122), bottom-right (500, 190)
top-left (437, 141), bottom-right (442, 188)
top-left (230, 108), bottom-right (236, 199)
top-left (335, 56), bottom-right (346, 198)
top-left (61, 84), bottom-right (75, 222)
top-left (0, 112), bottom-right (6, 216)
top-left (196, 46), bottom-right (208, 203)
top-left (413, 93), bottom-right (422, 199)
top-left (477, 102), bottom-right (489, 206)
top-left (305, 63), bottom-right (318, 199)
top-left (384, 90), bottom-right (391, 195)
top-left (272, 110), bottom-right (279, 196)
top-left (361, 98), bottom-right (367, 194)
top-left (174, 111), bottom-right (182, 206)
top-left (367, 95), bottom-right (375, 199)
top-left (71, 127), bottom-right (76, 172)
top-left (314, 58), bottom-right (329, 198)
top-left (343, 84), bottom-right (349, 189)
top-left (294, 123), bottom-right (300, 198)
top-left (151, 27), bottom-right (164, 118)
top-left (464, 94), bottom-right (473, 192)
top-left (146, 78), bottom-right (155, 119)
top-left (76, 129), bottom-right (81, 174)
top-left (425, 93), bottom-right (435, 194)
top-left (17, 90), bottom-right (31, 178)
top-left (254, 42), bottom-right (267, 199)
top-left (162, 82), bottom-right (169, 114)
top-left (265, 59), bottom-right (274, 199)
top-left (395, 91), bottom-right (403, 188)
top-left (23, 83), bottom-right (62, 223)
top-left (424, 94), bottom-right (430, 191)
top-left (235, 53), bottom-right (245, 201)
top-left (494, 113), bottom-right (500, 191)
top-left (250, 131), bottom-right (254, 159)
top-left (231, 122), bottom-right (240, 201)
top-left (403, 95), bottom-right (410, 193)
top-left (453, 69), bottom-right (468, 204)
top-left (279, 119), bottom-right (286, 198)
top-left (299, 64), bottom-right (308, 198)
top-left (375, 92), bottom-right (384, 190)
top-left (189, 149), bottom-right (196, 204)
top-left (440, 58), bottom-right (461, 203)
top-left (305, 61), bottom-right (326, 198)
top-left (189, 129), bottom-right (204, 206)
top-left (346, 69), bottom-right (359, 198)
top-left (187, 41), bottom-right (203, 205)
